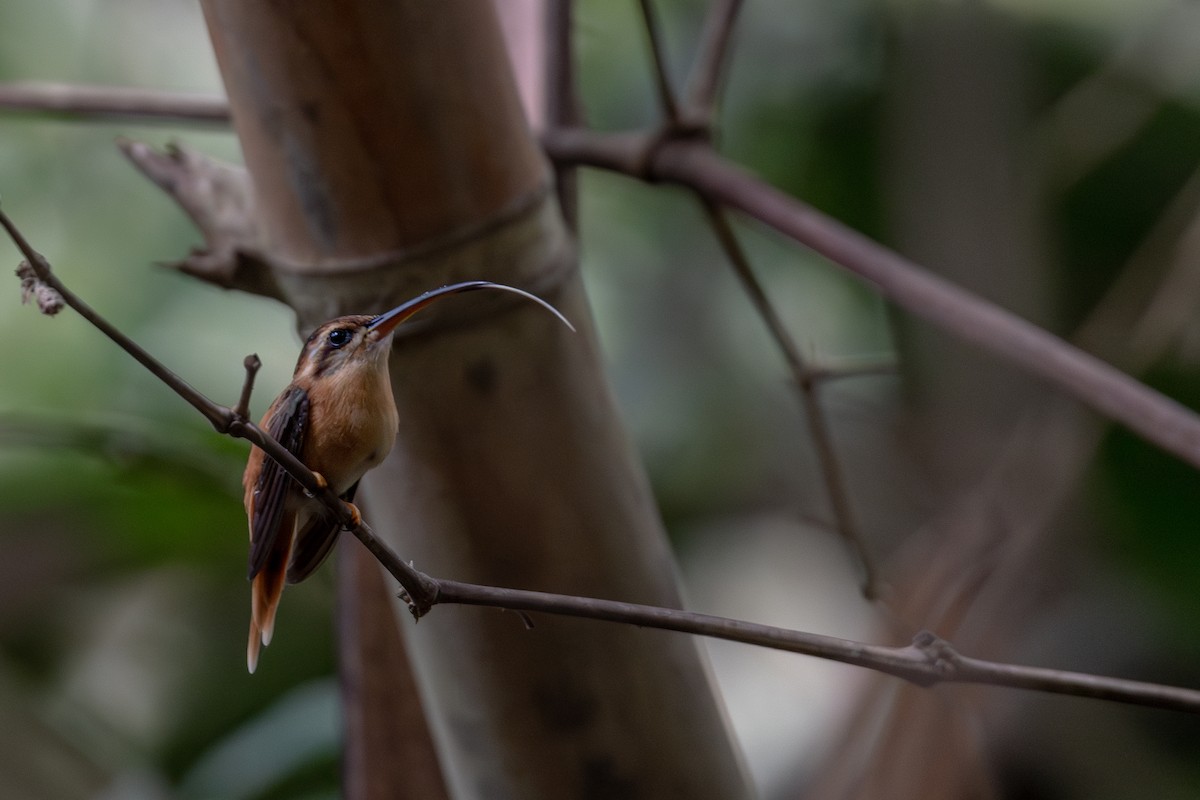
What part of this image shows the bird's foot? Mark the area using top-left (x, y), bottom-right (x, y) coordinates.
top-left (302, 471), bottom-right (329, 499)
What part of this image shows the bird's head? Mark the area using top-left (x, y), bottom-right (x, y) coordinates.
top-left (291, 280), bottom-right (573, 382)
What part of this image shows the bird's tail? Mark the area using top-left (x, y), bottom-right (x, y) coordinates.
top-left (247, 520), bottom-right (293, 673)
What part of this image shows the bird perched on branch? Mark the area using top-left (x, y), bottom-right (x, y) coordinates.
top-left (243, 281), bottom-right (573, 672)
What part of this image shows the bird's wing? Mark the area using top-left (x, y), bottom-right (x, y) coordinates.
top-left (286, 480), bottom-right (359, 584)
top-left (247, 385), bottom-right (309, 580)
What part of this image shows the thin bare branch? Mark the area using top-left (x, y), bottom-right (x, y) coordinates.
top-left (0, 81), bottom-right (229, 123)
top-left (541, 127), bottom-right (1200, 473)
top-left (1, 203), bottom-right (438, 610)
top-left (235, 354), bottom-right (261, 420)
top-left (0, 205), bottom-right (229, 430)
top-left (699, 198), bottom-right (879, 598)
top-left (544, 0), bottom-right (580, 128)
top-left (8, 78), bottom-right (1200, 718)
top-left (337, 539), bottom-right (451, 800)
top-left (544, 0), bottom-right (582, 228)
top-left (7, 202), bottom-right (1200, 718)
top-left (431, 582), bottom-right (1200, 714)
top-left (634, 5), bottom-right (879, 591)
top-left (683, 0), bottom-right (744, 117)
top-left (5, 86), bottom-right (1197, 473)
top-left (638, 0), bottom-right (682, 123)
top-left (806, 355), bottom-right (897, 384)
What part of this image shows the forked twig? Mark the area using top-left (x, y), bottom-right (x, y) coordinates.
top-left (634, 5), bottom-right (879, 593)
top-left (700, 199), bottom-right (879, 597)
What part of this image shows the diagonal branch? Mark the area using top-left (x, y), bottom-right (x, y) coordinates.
top-left (699, 199), bottom-right (879, 598)
top-left (541, 127), bottom-right (1200, 474)
top-left (2, 206), bottom-right (228, 430)
top-left (630, 12), bottom-right (879, 594)
top-left (6, 84), bottom-right (1198, 476)
top-left (6, 199), bottom-right (1200, 717)
top-left (0, 203), bottom-right (433, 603)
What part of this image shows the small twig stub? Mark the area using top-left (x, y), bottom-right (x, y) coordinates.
top-left (16, 260), bottom-right (63, 315)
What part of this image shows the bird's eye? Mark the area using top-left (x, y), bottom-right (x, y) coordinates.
top-left (327, 329), bottom-right (353, 348)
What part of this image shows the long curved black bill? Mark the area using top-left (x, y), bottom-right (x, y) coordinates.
top-left (366, 280), bottom-right (575, 337)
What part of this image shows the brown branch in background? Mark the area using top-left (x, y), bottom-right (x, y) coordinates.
top-left (943, 163), bottom-right (1200, 628)
top-left (0, 81), bottom-right (229, 123)
top-left (544, 0), bottom-right (582, 228)
top-left (638, 0), bottom-right (682, 123)
top-left (1, 207), bottom-right (228, 430)
top-left (116, 138), bottom-right (281, 300)
top-left (337, 537), bottom-right (451, 800)
top-left (540, 127), bottom-right (1200, 472)
top-left (5, 83), bottom-right (1197, 474)
top-left (543, 0), bottom-right (581, 128)
top-left (1085, 166), bottom-right (1200, 370)
top-left (810, 153), bottom-right (1200, 800)
top-left (634, 7), bottom-right (878, 595)
top-left (432, 582), bottom-right (1200, 714)
top-left (683, 0), bottom-right (744, 118)
top-left (6, 201), bottom-right (1200, 716)
top-left (700, 200), bottom-right (879, 597)
top-left (1027, 5), bottom-right (1193, 191)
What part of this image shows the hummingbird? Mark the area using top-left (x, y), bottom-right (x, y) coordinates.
top-left (243, 280), bottom-right (573, 673)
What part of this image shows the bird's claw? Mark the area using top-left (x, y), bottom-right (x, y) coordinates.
top-left (303, 471), bottom-right (329, 499)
